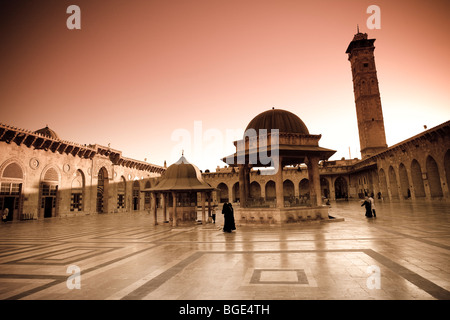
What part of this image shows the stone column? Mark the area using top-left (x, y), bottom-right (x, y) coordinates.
top-left (201, 191), bottom-right (206, 225)
top-left (162, 193), bottom-right (168, 222)
top-left (238, 165), bottom-right (246, 207)
top-left (307, 156), bottom-right (322, 207)
top-left (329, 177), bottom-right (336, 201)
top-left (275, 157), bottom-right (284, 208)
top-left (244, 165), bottom-right (251, 201)
top-left (228, 184), bottom-right (233, 203)
top-left (172, 192), bottom-right (177, 227)
top-left (207, 192), bottom-right (212, 221)
top-left (153, 192), bottom-right (158, 225)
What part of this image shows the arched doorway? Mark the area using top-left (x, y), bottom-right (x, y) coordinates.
top-left (411, 159), bottom-right (425, 198)
top-left (217, 183), bottom-right (229, 203)
top-left (334, 176), bottom-right (347, 199)
top-left (41, 167), bottom-right (59, 218)
top-left (133, 180), bottom-right (140, 210)
top-left (1, 161), bottom-right (24, 221)
top-left (96, 167), bottom-right (109, 213)
top-left (71, 170), bottom-right (85, 212)
top-left (426, 156), bottom-right (443, 198)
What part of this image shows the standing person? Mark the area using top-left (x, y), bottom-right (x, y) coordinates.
top-left (361, 196), bottom-right (373, 218)
top-left (369, 195), bottom-right (376, 218)
top-left (222, 203), bottom-right (236, 233)
top-left (211, 205), bottom-right (216, 223)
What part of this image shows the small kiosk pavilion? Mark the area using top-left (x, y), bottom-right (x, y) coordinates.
top-left (223, 108), bottom-right (336, 224)
top-left (145, 155), bottom-right (216, 226)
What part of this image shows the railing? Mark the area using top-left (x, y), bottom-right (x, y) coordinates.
top-left (245, 196), bottom-right (311, 208)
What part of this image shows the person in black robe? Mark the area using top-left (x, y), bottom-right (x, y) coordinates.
top-left (222, 202), bottom-right (236, 232)
top-left (361, 196), bottom-right (373, 218)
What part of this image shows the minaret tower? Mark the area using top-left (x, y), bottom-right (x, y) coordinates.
top-left (346, 28), bottom-right (387, 159)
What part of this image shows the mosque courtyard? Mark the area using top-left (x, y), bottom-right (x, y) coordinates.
top-left (0, 199), bottom-right (448, 301)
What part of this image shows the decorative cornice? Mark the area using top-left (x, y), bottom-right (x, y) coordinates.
top-left (0, 123), bottom-right (165, 174)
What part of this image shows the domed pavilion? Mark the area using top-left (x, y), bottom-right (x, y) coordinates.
top-left (145, 154), bottom-right (216, 226)
top-left (223, 108), bottom-right (336, 223)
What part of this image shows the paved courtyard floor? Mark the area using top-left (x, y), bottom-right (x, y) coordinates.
top-left (0, 199), bottom-right (449, 301)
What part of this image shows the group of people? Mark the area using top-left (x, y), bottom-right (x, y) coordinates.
top-left (361, 195), bottom-right (377, 218)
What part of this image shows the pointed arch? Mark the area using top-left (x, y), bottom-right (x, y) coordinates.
top-left (96, 167), bottom-right (109, 213)
top-left (334, 176), bottom-right (347, 199)
top-left (426, 155), bottom-right (443, 198)
top-left (283, 179), bottom-right (295, 200)
top-left (411, 159), bottom-right (425, 198)
top-left (71, 169), bottom-right (85, 212)
top-left (398, 163), bottom-right (410, 199)
top-left (217, 183), bottom-right (229, 203)
top-left (265, 180), bottom-right (276, 202)
top-left (0, 159), bottom-right (25, 221)
top-left (388, 166), bottom-right (399, 199)
top-left (40, 165), bottom-right (61, 218)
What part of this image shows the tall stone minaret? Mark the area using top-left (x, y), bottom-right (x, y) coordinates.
top-left (346, 29), bottom-right (387, 159)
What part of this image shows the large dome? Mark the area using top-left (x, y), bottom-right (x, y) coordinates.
top-left (34, 125), bottom-right (60, 140)
top-left (245, 108), bottom-right (309, 135)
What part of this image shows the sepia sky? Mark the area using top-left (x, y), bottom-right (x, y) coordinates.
top-left (0, 0), bottom-right (449, 171)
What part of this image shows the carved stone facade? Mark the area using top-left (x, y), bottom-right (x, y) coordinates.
top-left (0, 124), bottom-right (164, 221)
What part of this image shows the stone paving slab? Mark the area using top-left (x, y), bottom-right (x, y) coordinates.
top-left (0, 199), bottom-right (449, 300)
